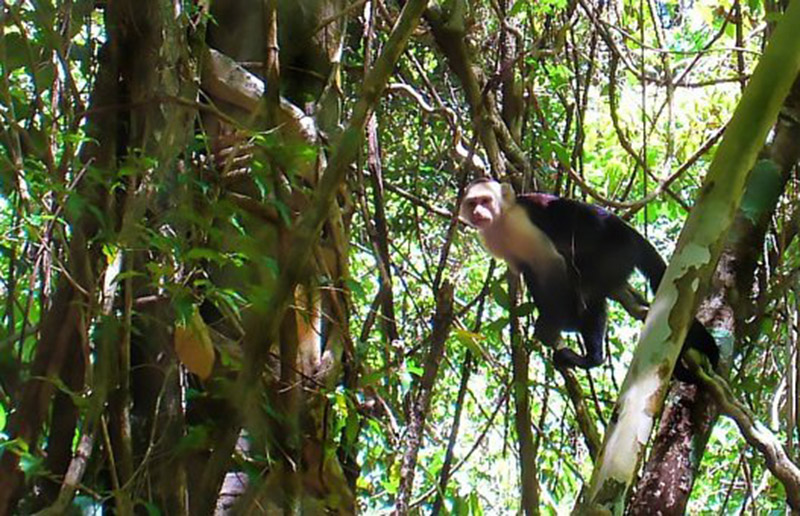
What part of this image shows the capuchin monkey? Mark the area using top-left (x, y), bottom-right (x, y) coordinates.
top-left (459, 178), bottom-right (719, 381)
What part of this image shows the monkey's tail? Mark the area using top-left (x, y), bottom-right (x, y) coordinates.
top-left (632, 230), bottom-right (721, 375)
top-left (632, 232), bottom-right (667, 295)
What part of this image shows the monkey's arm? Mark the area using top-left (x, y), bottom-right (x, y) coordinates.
top-left (518, 263), bottom-right (575, 349)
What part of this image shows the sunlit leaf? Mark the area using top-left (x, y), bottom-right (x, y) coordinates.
top-left (174, 307), bottom-right (215, 380)
top-left (454, 328), bottom-right (488, 359)
top-left (406, 362), bottom-right (424, 377)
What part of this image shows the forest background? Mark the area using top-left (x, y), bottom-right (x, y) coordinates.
top-left (0, 0), bottom-right (799, 514)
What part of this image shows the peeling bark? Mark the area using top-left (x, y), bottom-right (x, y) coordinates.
top-left (632, 73), bottom-right (800, 513)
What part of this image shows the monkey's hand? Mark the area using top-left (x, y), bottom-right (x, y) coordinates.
top-left (553, 348), bottom-right (580, 369)
top-left (552, 347), bottom-right (602, 370)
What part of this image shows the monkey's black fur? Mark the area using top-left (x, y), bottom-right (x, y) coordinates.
top-left (515, 193), bottom-right (719, 382)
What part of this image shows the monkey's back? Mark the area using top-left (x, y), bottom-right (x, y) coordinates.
top-left (517, 194), bottom-right (647, 303)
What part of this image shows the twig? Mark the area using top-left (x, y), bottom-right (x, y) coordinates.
top-left (313, 0), bottom-right (369, 34)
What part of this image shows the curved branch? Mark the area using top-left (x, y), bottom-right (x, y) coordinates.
top-left (686, 351), bottom-right (800, 511)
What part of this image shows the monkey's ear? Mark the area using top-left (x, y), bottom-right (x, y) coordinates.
top-left (500, 183), bottom-right (516, 203)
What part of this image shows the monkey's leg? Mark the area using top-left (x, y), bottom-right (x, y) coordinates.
top-left (687, 319), bottom-right (719, 367)
top-left (553, 301), bottom-right (606, 369)
top-left (673, 319), bottom-right (719, 383)
top-left (533, 317), bottom-right (562, 349)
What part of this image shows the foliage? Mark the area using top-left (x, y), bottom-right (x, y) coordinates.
top-left (0, 0), bottom-right (798, 514)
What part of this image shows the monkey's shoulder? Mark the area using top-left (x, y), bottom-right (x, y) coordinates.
top-left (518, 193), bottom-right (630, 229)
top-left (515, 193), bottom-right (639, 252)
top-left (482, 204), bottom-right (565, 272)
top-left (517, 193), bottom-right (612, 219)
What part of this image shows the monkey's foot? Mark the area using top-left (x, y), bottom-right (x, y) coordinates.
top-left (553, 348), bottom-right (602, 369)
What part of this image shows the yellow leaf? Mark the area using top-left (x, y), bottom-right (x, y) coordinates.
top-left (454, 328), bottom-right (487, 358)
top-left (174, 309), bottom-right (215, 379)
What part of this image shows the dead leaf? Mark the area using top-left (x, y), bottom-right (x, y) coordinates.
top-left (174, 308), bottom-right (215, 379)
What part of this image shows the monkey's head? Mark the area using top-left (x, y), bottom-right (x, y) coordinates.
top-left (460, 178), bottom-right (515, 230)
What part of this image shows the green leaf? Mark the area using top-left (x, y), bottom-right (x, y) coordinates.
top-left (360, 370), bottom-right (384, 387)
top-left (173, 294), bottom-right (196, 325)
top-left (552, 141), bottom-right (571, 167)
top-left (469, 490), bottom-right (484, 515)
top-left (33, 62), bottom-right (56, 91)
top-left (141, 501), bottom-right (163, 516)
top-left (739, 159), bottom-right (783, 223)
top-left (485, 317), bottom-right (509, 334)
top-left (345, 412), bottom-right (360, 444)
top-left (382, 469), bottom-right (400, 495)
top-left (509, 0), bottom-right (526, 15)
top-left (186, 247), bottom-right (227, 264)
top-left (0, 438), bottom-right (27, 454)
top-left (175, 425), bottom-right (211, 454)
top-left (345, 278), bottom-right (367, 301)
top-left (20, 452), bottom-right (43, 478)
top-left (407, 362), bottom-right (424, 377)
top-left (514, 301), bottom-right (537, 317)
top-left (3, 33), bottom-right (30, 72)
top-left (765, 11), bottom-right (783, 23)
top-left (491, 282), bottom-right (510, 309)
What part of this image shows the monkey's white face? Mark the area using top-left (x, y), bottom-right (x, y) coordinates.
top-left (460, 182), bottom-right (503, 230)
